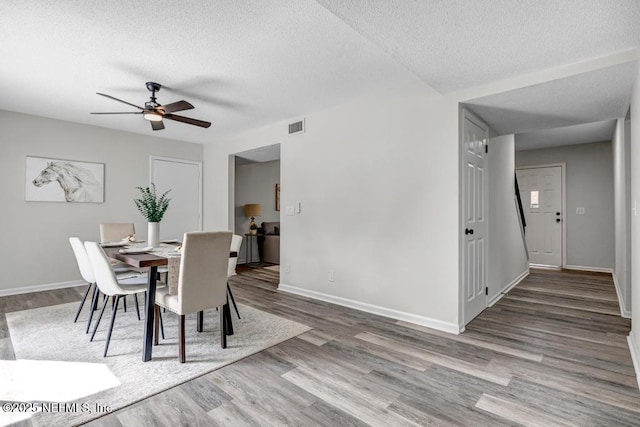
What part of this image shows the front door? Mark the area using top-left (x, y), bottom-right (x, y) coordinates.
top-left (516, 166), bottom-right (563, 267)
top-left (462, 110), bottom-right (488, 324)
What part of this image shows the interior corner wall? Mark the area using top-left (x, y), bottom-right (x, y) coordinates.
top-left (0, 110), bottom-right (203, 293)
top-left (234, 160), bottom-right (281, 263)
top-left (629, 62), bottom-right (640, 386)
top-left (487, 135), bottom-right (528, 302)
top-left (515, 141), bottom-right (615, 270)
top-left (613, 118), bottom-right (632, 316)
top-left (203, 81), bottom-right (462, 330)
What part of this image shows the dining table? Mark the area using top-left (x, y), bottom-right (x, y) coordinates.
top-left (104, 242), bottom-right (237, 362)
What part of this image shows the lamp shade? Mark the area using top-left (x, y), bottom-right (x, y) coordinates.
top-left (244, 203), bottom-right (262, 217)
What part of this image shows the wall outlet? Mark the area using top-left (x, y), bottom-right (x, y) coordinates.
top-left (286, 206), bottom-right (295, 216)
top-left (284, 263), bottom-right (290, 273)
top-left (329, 270), bottom-right (335, 282)
top-left (576, 207), bottom-right (585, 215)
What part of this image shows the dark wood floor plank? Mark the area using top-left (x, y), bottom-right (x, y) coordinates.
top-left (1, 266), bottom-right (638, 427)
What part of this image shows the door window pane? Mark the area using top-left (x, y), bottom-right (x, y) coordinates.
top-left (530, 190), bottom-right (539, 208)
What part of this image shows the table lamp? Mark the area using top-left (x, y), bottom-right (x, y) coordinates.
top-left (244, 203), bottom-right (262, 235)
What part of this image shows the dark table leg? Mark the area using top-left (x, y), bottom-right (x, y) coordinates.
top-left (142, 266), bottom-right (158, 362)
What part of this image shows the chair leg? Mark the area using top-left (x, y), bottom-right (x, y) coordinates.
top-left (223, 299), bottom-right (234, 336)
top-left (227, 283), bottom-right (241, 319)
top-left (90, 295), bottom-right (110, 341)
top-left (74, 283), bottom-right (92, 323)
top-left (86, 285), bottom-right (100, 333)
top-left (197, 311), bottom-right (203, 332)
top-left (154, 305), bottom-right (160, 346)
top-left (123, 295), bottom-right (127, 312)
top-left (134, 293), bottom-right (141, 321)
top-left (220, 305), bottom-right (227, 349)
top-left (158, 309), bottom-right (165, 339)
top-left (104, 296), bottom-right (121, 357)
top-left (179, 314), bottom-right (186, 363)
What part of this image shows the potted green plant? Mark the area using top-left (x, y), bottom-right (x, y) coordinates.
top-left (134, 183), bottom-right (171, 247)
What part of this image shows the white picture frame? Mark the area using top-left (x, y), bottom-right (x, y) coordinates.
top-left (26, 156), bottom-right (105, 203)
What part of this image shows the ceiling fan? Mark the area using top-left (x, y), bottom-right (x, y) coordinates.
top-left (91, 82), bottom-right (211, 131)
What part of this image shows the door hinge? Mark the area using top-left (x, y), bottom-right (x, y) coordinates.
top-left (485, 144), bottom-right (488, 154)
top-left (485, 287), bottom-right (488, 296)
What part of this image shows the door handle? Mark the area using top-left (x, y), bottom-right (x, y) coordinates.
top-left (465, 228), bottom-right (474, 235)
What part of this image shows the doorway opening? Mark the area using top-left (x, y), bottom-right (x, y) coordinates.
top-left (229, 144), bottom-right (281, 268)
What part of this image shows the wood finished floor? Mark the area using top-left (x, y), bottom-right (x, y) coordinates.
top-left (1, 267), bottom-right (639, 426)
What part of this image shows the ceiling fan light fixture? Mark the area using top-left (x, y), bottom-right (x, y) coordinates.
top-left (143, 112), bottom-right (162, 122)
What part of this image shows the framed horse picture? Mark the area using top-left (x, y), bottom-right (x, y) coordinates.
top-left (25, 156), bottom-right (104, 203)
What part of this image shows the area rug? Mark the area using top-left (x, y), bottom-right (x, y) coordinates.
top-left (2, 301), bottom-right (310, 426)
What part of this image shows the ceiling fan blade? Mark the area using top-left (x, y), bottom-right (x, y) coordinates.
top-left (96, 92), bottom-right (144, 110)
top-left (90, 111), bottom-right (144, 115)
top-left (164, 113), bottom-right (211, 128)
top-left (151, 120), bottom-right (165, 131)
top-left (159, 100), bottom-right (194, 113)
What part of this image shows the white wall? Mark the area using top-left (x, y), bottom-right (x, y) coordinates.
top-left (487, 135), bottom-right (529, 303)
top-left (613, 118), bottom-right (632, 316)
top-left (203, 80), bottom-right (462, 332)
top-left (234, 160), bottom-right (281, 263)
top-left (516, 141), bottom-right (615, 270)
top-left (629, 62), bottom-right (640, 388)
top-left (0, 110), bottom-right (202, 294)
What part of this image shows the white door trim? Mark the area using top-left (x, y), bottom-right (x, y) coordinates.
top-left (149, 156), bottom-right (203, 231)
top-left (516, 162), bottom-right (566, 268)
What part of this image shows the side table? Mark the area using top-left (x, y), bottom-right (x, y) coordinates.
top-left (244, 233), bottom-right (259, 264)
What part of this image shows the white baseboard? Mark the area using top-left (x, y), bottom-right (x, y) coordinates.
top-left (612, 273), bottom-right (632, 319)
top-left (0, 280), bottom-right (84, 297)
top-left (278, 283), bottom-right (460, 335)
top-left (564, 265), bottom-right (613, 273)
top-left (488, 269), bottom-right (529, 307)
top-left (627, 334), bottom-right (640, 390)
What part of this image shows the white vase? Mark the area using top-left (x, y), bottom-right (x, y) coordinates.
top-left (148, 222), bottom-right (160, 248)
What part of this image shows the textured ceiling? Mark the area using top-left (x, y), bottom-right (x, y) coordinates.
top-left (0, 1), bottom-right (419, 144)
top-left (464, 62), bottom-right (637, 136)
top-left (515, 120), bottom-right (617, 151)
top-left (235, 144), bottom-right (281, 164)
top-left (316, 0), bottom-right (640, 93)
top-left (0, 1), bottom-right (638, 145)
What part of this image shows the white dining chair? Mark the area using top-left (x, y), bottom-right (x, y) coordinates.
top-left (69, 237), bottom-right (98, 327)
top-left (69, 237), bottom-right (145, 333)
top-left (84, 241), bottom-right (151, 357)
top-left (227, 234), bottom-right (243, 319)
top-left (154, 231), bottom-right (232, 363)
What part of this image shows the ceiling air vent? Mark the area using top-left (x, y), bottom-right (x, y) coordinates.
top-left (288, 119), bottom-right (305, 135)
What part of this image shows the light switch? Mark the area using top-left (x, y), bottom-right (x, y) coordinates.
top-left (295, 202), bottom-right (301, 213)
top-left (286, 206), bottom-right (294, 216)
top-left (576, 207), bottom-right (585, 215)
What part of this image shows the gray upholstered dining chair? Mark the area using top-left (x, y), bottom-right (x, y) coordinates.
top-left (154, 231), bottom-right (232, 363)
top-left (99, 222), bottom-right (150, 274)
top-left (84, 241), bottom-right (151, 357)
top-left (99, 223), bottom-right (136, 243)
